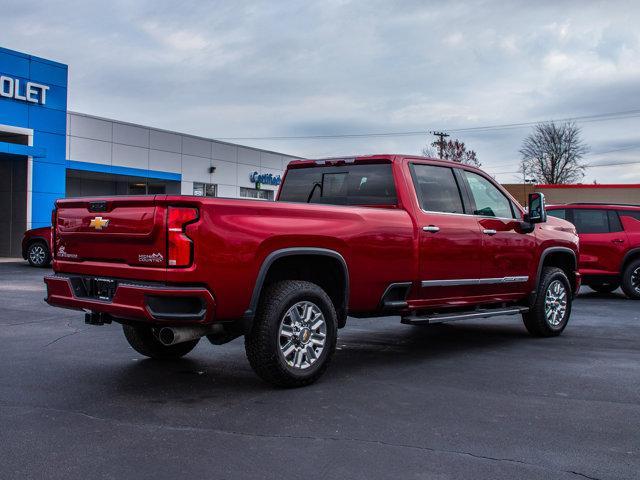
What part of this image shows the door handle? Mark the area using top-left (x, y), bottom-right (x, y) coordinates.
top-left (423, 225), bottom-right (440, 233)
top-left (612, 239), bottom-right (624, 244)
top-left (483, 229), bottom-right (497, 236)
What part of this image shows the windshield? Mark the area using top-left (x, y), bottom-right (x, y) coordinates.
top-left (278, 163), bottom-right (397, 206)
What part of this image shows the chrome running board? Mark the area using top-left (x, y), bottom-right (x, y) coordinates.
top-left (401, 306), bottom-right (529, 325)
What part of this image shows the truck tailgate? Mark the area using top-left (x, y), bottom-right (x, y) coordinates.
top-left (54, 196), bottom-right (167, 269)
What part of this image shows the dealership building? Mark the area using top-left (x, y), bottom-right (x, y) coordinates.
top-left (0, 47), bottom-right (298, 257)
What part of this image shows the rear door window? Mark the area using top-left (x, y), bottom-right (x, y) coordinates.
top-left (278, 163), bottom-right (397, 205)
top-left (572, 209), bottom-right (610, 234)
top-left (410, 164), bottom-right (465, 214)
top-left (608, 210), bottom-right (623, 232)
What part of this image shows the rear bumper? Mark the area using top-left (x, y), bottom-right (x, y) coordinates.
top-left (44, 274), bottom-right (216, 325)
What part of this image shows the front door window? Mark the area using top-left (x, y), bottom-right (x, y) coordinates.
top-left (462, 171), bottom-right (515, 219)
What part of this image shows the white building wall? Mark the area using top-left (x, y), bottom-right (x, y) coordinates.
top-left (66, 112), bottom-right (299, 199)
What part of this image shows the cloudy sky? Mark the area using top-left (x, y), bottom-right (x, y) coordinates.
top-left (2, 0), bottom-right (640, 183)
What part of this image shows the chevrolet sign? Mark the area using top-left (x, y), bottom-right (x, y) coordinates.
top-left (0, 76), bottom-right (50, 105)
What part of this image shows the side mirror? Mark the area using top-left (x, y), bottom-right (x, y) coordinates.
top-left (526, 192), bottom-right (547, 224)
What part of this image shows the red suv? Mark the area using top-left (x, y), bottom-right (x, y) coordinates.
top-left (22, 227), bottom-right (52, 267)
top-left (547, 204), bottom-right (640, 298)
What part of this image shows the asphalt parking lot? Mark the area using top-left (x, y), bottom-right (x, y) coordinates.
top-left (1, 261), bottom-right (639, 480)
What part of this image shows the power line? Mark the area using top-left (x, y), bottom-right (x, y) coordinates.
top-left (485, 144), bottom-right (640, 176)
top-left (213, 108), bottom-right (640, 141)
top-left (587, 159), bottom-right (640, 168)
top-left (588, 143), bottom-right (640, 157)
top-left (447, 109), bottom-right (640, 134)
top-left (489, 159), bottom-right (640, 176)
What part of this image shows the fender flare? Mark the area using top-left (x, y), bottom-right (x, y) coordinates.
top-left (621, 248), bottom-right (640, 272)
top-left (533, 247), bottom-right (577, 298)
top-left (243, 247), bottom-right (350, 325)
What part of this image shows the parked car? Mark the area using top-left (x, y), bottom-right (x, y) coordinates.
top-left (22, 227), bottom-right (52, 267)
top-left (547, 203), bottom-right (640, 299)
top-left (44, 155), bottom-right (580, 387)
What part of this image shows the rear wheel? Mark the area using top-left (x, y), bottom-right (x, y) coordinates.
top-left (588, 282), bottom-right (619, 294)
top-left (245, 280), bottom-right (337, 388)
top-left (122, 324), bottom-right (199, 360)
top-left (27, 241), bottom-right (51, 267)
top-left (523, 267), bottom-right (572, 337)
top-left (621, 259), bottom-right (640, 300)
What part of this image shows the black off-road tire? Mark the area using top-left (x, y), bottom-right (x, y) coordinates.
top-left (621, 259), bottom-right (640, 300)
top-left (27, 241), bottom-right (51, 267)
top-left (523, 267), bottom-right (572, 337)
top-left (122, 324), bottom-right (199, 360)
top-left (588, 283), bottom-right (619, 294)
top-left (245, 280), bottom-right (337, 388)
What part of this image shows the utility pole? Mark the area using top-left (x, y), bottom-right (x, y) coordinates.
top-left (430, 131), bottom-right (449, 159)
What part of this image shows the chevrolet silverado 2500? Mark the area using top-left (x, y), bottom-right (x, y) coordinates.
top-left (45, 155), bottom-right (580, 387)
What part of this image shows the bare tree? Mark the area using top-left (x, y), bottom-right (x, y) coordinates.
top-left (520, 122), bottom-right (588, 184)
top-left (422, 139), bottom-right (481, 167)
top-left (421, 145), bottom-right (437, 157)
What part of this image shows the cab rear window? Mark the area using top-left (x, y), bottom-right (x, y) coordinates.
top-left (278, 163), bottom-right (397, 205)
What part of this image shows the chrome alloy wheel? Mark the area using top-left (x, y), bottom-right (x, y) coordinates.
top-left (632, 267), bottom-right (640, 294)
top-left (278, 301), bottom-right (327, 370)
top-left (29, 244), bottom-right (46, 265)
top-left (545, 280), bottom-right (568, 326)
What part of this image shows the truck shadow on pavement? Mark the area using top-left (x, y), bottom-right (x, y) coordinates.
top-left (109, 320), bottom-right (536, 398)
top-left (576, 290), bottom-right (627, 300)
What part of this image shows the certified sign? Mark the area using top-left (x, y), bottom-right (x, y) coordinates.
top-left (0, 76), bottom-right (50, 105)
top-left (250, 171), bottom-right (281, 186)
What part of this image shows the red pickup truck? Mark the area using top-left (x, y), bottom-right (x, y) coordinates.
top-left (45, 155), bottom-right (580, 387)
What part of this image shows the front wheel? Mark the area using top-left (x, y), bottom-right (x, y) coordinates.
top-left (523, 267), bottom-right (572, 337)
top-left (122, 324), bottom-right (199, 360)
top-left (245, 280), bottom-right (337, 388)
top-left (621, 260), bottom-right (640, 299)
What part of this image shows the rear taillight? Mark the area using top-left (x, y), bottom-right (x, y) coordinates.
top-left (167, 207), bottom-right (198, 267)
top-left (51, 208), bottom-right (57, 255)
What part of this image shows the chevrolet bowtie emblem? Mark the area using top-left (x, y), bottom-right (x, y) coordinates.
top-left (89, 216), bottom-right (109, 230)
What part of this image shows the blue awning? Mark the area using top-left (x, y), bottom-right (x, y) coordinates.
top-left (0, 142), bottom-right (46, 158)
top-left (66, 160), bottom-right (181, 181)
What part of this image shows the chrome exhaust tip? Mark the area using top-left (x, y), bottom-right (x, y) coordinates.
top-left (157, 325), bottom-right (222, 346)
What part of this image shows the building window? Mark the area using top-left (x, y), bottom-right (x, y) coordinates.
top-left (240, 187), bottom-right (274, 201)
top-left (193, 183), bottom-right (217, 197)
top-left (128, 182), bottom-right (167, 195)
top-left (128, 182), bottom-right (147, 195)
top-left (148, 184), bottom-right (166, 194)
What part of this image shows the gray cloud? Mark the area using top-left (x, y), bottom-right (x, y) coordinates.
top-left (2, 0), bottom-right (640, 182)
